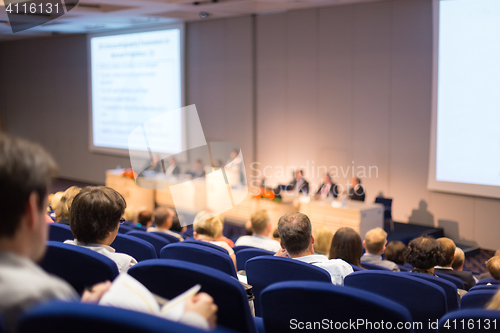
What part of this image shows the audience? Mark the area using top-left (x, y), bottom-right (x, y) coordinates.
top-left (312, 226), bottom-right (334, 256)
top-left (361, 227), bottom-right (399, 271)
top-left (434, 237), bottom-right (475, 290)
top-left (274, 212), bottom-right (353, 284)
top-left (452, 247), bottom-right (465, 271)
top-left (0, 135), bottom-right (110, 333)
top-left (235, 209), bottom-right (280, 252)
top-left (137, 210), bottom-right (153, 228)
top-left (55, 186), bottom-right (81, 224)
top-left (193, 212), bottom-right (237, 269)
top-left (272, 228), bottom-right (280, 243)
top-left (147, 207), bottom-right (184, 241)
top-left (481, 256), bottom-right (500, 280)
top-left (405, 236), bottom-right (445, 276)
top-left (123, 207), bottom-right (137, 223)
top-left (65, 186), bottom-right (137, 273)
top-left (213, 215), bottom-right (234, 248)
top-left (49, 191), bottom-right (63, 220)
top-left (170, 215), bottom-right (187, 234)
top-left (329, 227), bottom-right (363, 268)
top-left (385, 240), bottom-right (407, 266)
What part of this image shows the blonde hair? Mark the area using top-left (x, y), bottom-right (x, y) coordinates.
top-left (364, 227), bottom-right (387, 254)
top-left (452, 247), bottom-right (465, 270)
top-left (486, 256), bottom-right (500, 280)
top-left (193, 210), bottom-right (223, 238)
top-left (486, 289), bottom-right (500, 310)
top-left (313, 226), bottom-right (333, 256)
top-left (51, 192), bottom-right (64, 210)
top-left (124, 207), bottom-right (137, 222)
top-left (55, 186), bottom-right (81, 221)
top-left (251, 209), bottom-right (270, 234)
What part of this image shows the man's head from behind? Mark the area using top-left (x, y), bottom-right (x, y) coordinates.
top-left (154, 207), bottom-right (174, 230)
top-left (250, 209), bottom-right (271, 235)
top-left (363, 227), bottom-right (387, 255)
top-left (70, 186), bottom-right (126, 245)
top-left (277, 212), bottom-right (313, 257)
top-left (437, 237), bottom-right (456, 267)
top-left (486, 256), bottom-right (500, 280)
top-left (452, 247), bottom-right (465, 271)
top-left (0, 134), bottom-right (56, 262)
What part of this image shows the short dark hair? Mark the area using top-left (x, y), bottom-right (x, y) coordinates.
top-left (437, 237), bottom-right (456, 266)
top-left (0, 134), bottom-right (56, 238)
top-left (154, 207), bottom-right (171, 227)
top-left (329, 227), bottom-right (363, 267)
top-left (385, 241), bottom-right (407, 265)
top-left (170, 215), bottom-right (183, 232)
top-left (70, 186), bottom-right (126, 244)
top-left (405, 236), bottom-right (445, 270)
top-left (138, 211), bottom-right (152, 226)
top-left (277, 212), bottom-right (312, 256)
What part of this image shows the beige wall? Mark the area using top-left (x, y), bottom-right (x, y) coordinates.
top-left (1, 0), bottom-right (499, 249)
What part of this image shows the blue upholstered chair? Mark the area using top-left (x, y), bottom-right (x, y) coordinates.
top-left (434, 272), bottom-right (465, 289)
top-left (349, 263), bottom-right (364, 271)
top-left (476, 277), bottom-right (500, 286)
top-left (150, 231), bottom-right (182, 243)
top-left (461, 290), bottom-right (497, 309)
top-left (110, 233), bottom-right (157, 261)
top-left (183, 238), bottom-right (229, 254)
top-left (469, 284), bottom-right (499, 292)
top-left (438, 309), bottom-right (500, 332)
top-left (261, 281), bottom-right (414, 333)
top-left (233, 246), bottom-right (256, 253)
top-left (160, 243), bottom-right (236, 277)
top-left (361, 262), bottom-right (393, 271)
top-left (18, 301), bottom-right (234, 333)
top-left (118, 224), bottom-right (134, 234)
top-left (407, 272), bottom-right (459, 311)
top-left (48, 223), bottom-right (73, 242)
top-left (398, 264), bottom-right (411, 272)
top-left (129, 259), bottom-right (255, 333)
top-left (125, 231), bottom-right (170, 257)
top-left (39, 241), bottom-right (119, 294)
top-left (246, 256), bottom-right (331, 316)
top-left (345, 271), bottom-right (447, 332)
top-left (236, 248), bottom-right (274, 271)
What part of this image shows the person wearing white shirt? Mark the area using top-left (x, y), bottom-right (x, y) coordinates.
top-left (147, 207), bottom-right (184, 241)
top-left (235, 209), bottom-right (281, 252)
top-left (274, 212), bottom-right (353, 284)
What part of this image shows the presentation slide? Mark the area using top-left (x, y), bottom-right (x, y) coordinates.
top-left (429, 0), bottom-right (500, 198)
top-left (90, 27), bottom-right (183, 155)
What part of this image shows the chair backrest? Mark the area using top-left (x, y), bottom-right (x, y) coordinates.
top-left (233, 245), bottom-right (256, 253)
top-left (48, 223), bottom-right (73, 242)
top-left (39, 241), bottom-right (119, 294)
top-left (470, 284), bottom-right (499, 292)
top-left (345, 271), bottom-right (447, 332)
top-left (111, 234), bottom-right (157, 261)
top-left (398, 264), bottom-right (411, 272)
top-left (438, 309), bottom-right (500, 333)
top-left (246, 256), bottom-right (331, 317)
top-left (461, 290), bottom-right (497, 309)
top-left (236, 248), bottom-right (274, 271)
top-left (18, 301), bottom-right (230, 333)
top-left (477, 277), bottom-right (500, 286)
top-left (118, 224), bottom-right (134, 234)
top-left (374, 197), bottom-right (392, 220)
top-left (408, 272), bottom-right (459, 311)
top-left (261, 281), bottom-right (413, 333)
top-left (349, 263), bottom-right (364, 271)
top-left (160, 243), bottom-right (236, 277)
top-left (129, 259), bottom-right (254, 333)
top-left (183, 238), bottom-right (229, 254)
top-left (126, 231), bottom-right (170, 257)
top-left (150, 231), bottom-right (181, 243)
top-left (434, 272), bottom-right (465, 289)
top-left (360, 262), bottom-right (393, 271)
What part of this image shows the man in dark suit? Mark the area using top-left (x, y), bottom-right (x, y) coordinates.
top-left (291, 169), bottom-right (309, 194)
top-left (434, 238), bottom-right (476, 291)
top-left (315, 174), bottom-right (338, 199)
top-left (349, 177), bottom-right (365, 202)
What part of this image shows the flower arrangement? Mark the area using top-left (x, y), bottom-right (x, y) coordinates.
top-left (121, 168), bottom-right (137, 179)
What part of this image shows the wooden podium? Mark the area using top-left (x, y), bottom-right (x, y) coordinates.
top-left (105, 170), bottom-right (155, 212)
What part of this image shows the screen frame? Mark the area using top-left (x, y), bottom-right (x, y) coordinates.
top-left (87, 23), bottom-right (186, 160)
top-left (427, 0), bottom-right (500, 199)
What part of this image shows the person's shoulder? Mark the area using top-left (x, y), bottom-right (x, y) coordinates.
top-left (235, 235), bottom-right (252, 245)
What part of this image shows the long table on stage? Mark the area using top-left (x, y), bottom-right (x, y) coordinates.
top-left (299, 199), bottom-right (384, 237)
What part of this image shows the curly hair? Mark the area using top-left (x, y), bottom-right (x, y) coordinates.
top-left (404, 236), bottom-right (445, 270)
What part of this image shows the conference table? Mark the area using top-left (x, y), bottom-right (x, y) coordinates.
top-left (105, 169), bottom-right (384, 234)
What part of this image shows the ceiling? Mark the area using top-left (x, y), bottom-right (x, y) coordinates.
top-left (0, 0), bottom-right (386, 41)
